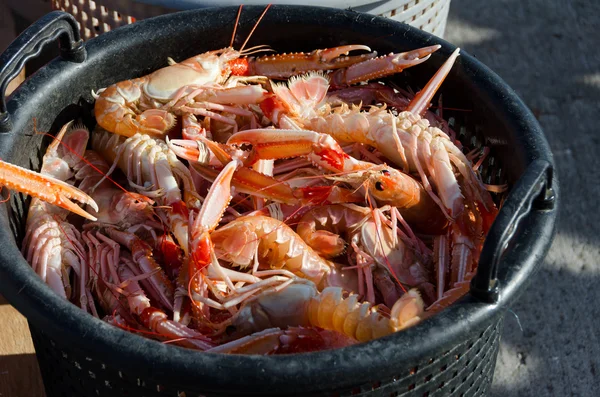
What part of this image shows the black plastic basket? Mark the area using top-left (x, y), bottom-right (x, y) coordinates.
top-left (0, 7), bottom-right (558, 397)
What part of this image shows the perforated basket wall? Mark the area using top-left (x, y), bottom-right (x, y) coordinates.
top-left (51, 0), bottom-right (451, 40)
top-left (30, 316), bottom-right (503, 397)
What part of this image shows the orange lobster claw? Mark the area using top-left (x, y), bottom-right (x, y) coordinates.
top-left (0, 159), bottom-right (98, 221)
top-left (330, 45), bottom-right (442, 87)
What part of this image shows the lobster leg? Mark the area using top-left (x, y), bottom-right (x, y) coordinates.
top-left (116, 264), bottom-right (214, 350)
top-left (167, 84), bottom-right (266, 108)
top-left (106, 228), bottom-right (175, 311)
top-left (4, 120), bottom-right (97, 220)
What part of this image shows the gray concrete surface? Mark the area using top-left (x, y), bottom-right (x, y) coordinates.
top-left (445, 1), bottom-right (600, 395)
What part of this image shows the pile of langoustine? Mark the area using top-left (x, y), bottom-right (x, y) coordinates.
top-left (10, 16), bottom-right (503, 354)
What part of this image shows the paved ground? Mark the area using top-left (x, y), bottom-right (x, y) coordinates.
top-left (446, 0), bottom-right (600, 395)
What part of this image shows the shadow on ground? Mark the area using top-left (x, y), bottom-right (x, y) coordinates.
top-left (446, 0), bottom-right (600, 395)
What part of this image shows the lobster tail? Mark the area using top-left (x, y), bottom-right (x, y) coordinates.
top-left (307, 287), bottom-right (423, 342)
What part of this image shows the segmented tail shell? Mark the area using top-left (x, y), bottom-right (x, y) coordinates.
top-left (307, 287), bottom-right (424, 342)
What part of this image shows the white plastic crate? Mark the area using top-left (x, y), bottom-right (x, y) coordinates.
top-left (52, 0), bottom-right (451, 40)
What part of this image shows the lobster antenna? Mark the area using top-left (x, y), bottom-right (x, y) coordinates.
top-left (407, 47), bottom-right (460, 116)
top-left (230, 5), bottom-right (244, 48)
top-left (240, 4), bottom-right (271, 53)
top-left (242, 44), bottom-right (272, 52)
top-left (241, 44), bottom-right (274, 56)
top-left (242, 47), bottom-right (275, 56)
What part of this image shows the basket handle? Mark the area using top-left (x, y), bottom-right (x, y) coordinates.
top-left (0, 11), bottom-right (86, 133)
top-left (470, 159), bottom-right (555, 303)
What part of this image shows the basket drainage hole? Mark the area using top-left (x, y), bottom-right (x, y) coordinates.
top-left (440, 365), bottom-right (447, 372)
top-left (425, 374), bottom-right (432, 382)
top-left (438, 382), bottom-right (445, 389)
top-left (410, 366), bottom-right (418, 375)
top-left (408, 383), bottom-right (416, 391)
top-left (423, 393), bottom-right (429, 397)
top-left (351, 387), bottom-right (361, 395)
top-left (371, 381), bottom-right (381, 390)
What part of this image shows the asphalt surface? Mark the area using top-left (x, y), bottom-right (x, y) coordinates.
top-left (445, 1), bottom-right (600, 395)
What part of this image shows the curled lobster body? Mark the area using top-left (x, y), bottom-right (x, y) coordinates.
top-left (210, 215), bottom-right (332, 285)
top-left (229, 281), bottom-right (424, 344)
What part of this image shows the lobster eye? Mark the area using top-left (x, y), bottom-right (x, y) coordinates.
top-left (375, 181), bottom-right (385, 191)
top-left (381, 169), bottom-right (390, 176)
